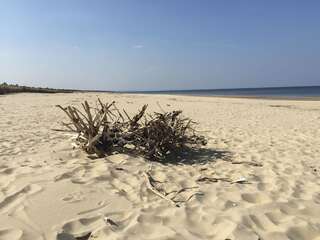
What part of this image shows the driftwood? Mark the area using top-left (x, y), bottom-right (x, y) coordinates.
top-left (196, 176), bottom-right (250, 184)
top-left (230, 161), bottom-right (263, 167)
top-left (197, 176), bottom-right (232, 183)
top-left (143, 171), bottom-right (203, 207)
top-left (143, 171), bottom-right (178, 206)
top-left (56, 99), bottom-right (207, 162)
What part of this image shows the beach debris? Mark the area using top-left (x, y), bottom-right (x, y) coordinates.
top-left (196, 176), bottom-right (250, 185)
top-left (185, 192), bottom-right (205, 202)
top-left (115, 167), bottom-right (125, 171)
top-left (104, 217), bottom-right (119, 228)
top-left (225, 160), bottom-right (263, 167)
top-left (143, 170), bottom-right (202, 207)
top-left (56, 99), bottom-right (207, 162)
top-left (232, 177), bottom-right (248, 184)
top-left (197, 176), bottom-right (232, 183)
top-left (143, 171), bottom-right (179, 207)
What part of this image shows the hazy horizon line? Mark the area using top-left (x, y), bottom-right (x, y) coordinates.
top-left (2, 81), bottom-right (320, 93)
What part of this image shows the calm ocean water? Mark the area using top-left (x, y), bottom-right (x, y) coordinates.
top-left (131, 86), bottom-right (320, 98)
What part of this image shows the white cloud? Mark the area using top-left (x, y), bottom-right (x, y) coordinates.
top-left (132, 44), bottom-right (144, 49)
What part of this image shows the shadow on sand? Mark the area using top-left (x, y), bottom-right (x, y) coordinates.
top-left (87, 146), bottom-right (232, 166)
top-left (161, 147), bottom-right (232, 165)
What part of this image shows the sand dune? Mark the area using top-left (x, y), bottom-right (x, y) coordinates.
top-left (0, 93), bottom-right (320, 240)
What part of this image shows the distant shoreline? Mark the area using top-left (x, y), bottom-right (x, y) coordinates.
top-left (2, 84), bottom-right (320, 101)
top-left (118, 92), bottom-right (320, 101)
top-left (3, 91), bottom-right (320, 101)
top-left (122, 86), bottom-right (320, 100)
top-left (195, 94), bottom-right (320, 101)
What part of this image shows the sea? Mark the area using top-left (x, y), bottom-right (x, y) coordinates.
top-left (129, 86), bottom-right (320, 98)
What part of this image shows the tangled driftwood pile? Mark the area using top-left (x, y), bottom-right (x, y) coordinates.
top-left (56, 99), bottom-right (207, 162)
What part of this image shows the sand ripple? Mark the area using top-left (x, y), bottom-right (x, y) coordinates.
top-left (0, 93), bottom-right (320, 239)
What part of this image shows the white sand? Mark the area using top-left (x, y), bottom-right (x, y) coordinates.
top-left (0, 92), bottom-right (320, 240)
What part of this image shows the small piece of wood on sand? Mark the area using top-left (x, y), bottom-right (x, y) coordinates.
top-left (143, 171), bottom-right (179, 207)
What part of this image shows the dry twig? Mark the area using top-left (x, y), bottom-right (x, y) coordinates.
top-left (143, 171), bottom-right (178, 206)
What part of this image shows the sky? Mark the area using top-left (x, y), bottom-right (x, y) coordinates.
top-left (0, 0), bottom-right (319, 91)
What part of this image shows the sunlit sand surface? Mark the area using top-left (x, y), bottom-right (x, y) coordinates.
top-left (0, 92), bottom-right (320, 240)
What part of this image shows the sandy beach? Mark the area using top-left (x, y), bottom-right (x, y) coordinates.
top-left (0, 92), bottom-right (320, 240)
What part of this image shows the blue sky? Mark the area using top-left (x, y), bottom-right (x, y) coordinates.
top-left (0, 0), bottom-right (319, 91)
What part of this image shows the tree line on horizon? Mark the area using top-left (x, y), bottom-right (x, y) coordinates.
top-left (0, 82), bottom-right (75, 95)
